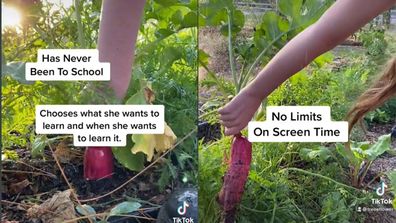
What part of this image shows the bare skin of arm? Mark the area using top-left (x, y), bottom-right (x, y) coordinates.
top-left (85, 0), bottom-right (146, 179)
top-left (98, 0), bottom-right (146, 99)
top-left (219, 0), bottom-right (396, 136)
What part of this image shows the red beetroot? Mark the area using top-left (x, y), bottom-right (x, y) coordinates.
top-left (217, 133), bottom-right (252, 223)
top-left (84, 147), bottom-right (114, 180)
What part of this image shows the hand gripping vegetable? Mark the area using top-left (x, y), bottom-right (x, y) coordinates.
top-left (217, 133), bottom-right (252, 223)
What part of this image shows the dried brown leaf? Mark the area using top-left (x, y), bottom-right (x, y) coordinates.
top-left (54, 142), bottom-right (78, 163)
top-left (27, 189), bottom-right (76, 223)
top-left (144, 86), bottom-right (155, 104)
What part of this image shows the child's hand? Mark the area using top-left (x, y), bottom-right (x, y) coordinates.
top-left (219, 88), bottom-right (262, 136)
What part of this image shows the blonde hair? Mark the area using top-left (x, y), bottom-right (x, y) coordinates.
top-left (347, 58), bottom-right (396, 133)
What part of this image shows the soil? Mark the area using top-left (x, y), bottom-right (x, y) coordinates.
top-left (197, 121), bottom-right (222, 143)
top-left (199, 27), bottom-right (230, 80)
top-left (1, 142), bottom-right (178, 223)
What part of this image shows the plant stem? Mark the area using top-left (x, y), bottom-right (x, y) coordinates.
top-left (359, 160), bottom-right (373, 186)
top-left (199, 59), bottom-right (230, 96)
top-left (74, 0), bottom-right (86, 48)
top-left (198, 109), bottom-right (218, 119)
top-left (270, 196), bottom-right (277, 223)
top-left (283, 167), bottom-right (359, 191)
top-left (344, 142), bottom-right (360, 187)
top-left (353, 167), bottom-right (359, 188)
top-left (241, 26), bottom-right (300, 89)
top-left (290, 199), bottom-right (308, 223)
top-left (226, 9), bottom-right (238, 94)
top-left (237, 60), bottom-right (246, 91)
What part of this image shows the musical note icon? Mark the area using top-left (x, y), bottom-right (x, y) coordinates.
top-left (376, 181), bottom-right (387, 196)
top-left (177, 201), bottom-right (190, 215)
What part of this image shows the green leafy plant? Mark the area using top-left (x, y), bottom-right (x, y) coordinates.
top-left (267, 60), bottom-right (369, 120)
top-left (200, 0), bottom-right (333, 95)
top-left (386, 170), bottom-right (396, 209)
top-left (336, 134), bottom-right (392, 188)
top-left (320, 192), bottom-right (351, 223)
top-left (358, 26), bottom-right (388, 57)
top-left (365, 98), bottom-right (396, 125)
top-left (366, 108), bottom-right (392, 124)
top-left (300, 146), bottom-right (333, 162)
top-left (1, 149), bottom-right (19, 160)
top-left (199, 0), bottom-right (334, 123)
top-left (199, 137), bottom-right (368, 222)
top-left (1, 0), bottom-right (105, 149)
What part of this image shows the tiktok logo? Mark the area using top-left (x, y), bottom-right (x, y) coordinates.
top-left (177, 201), bottom-right (190, 215)
top-left (376, 181), bottom-right (387, 196)
top-left (173, 200), bottom-right (194, 222)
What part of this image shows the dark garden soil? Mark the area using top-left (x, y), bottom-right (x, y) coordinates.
top-left (1, 141), bottom-right (176, 223)
top-left (197, 121), bottom-right (222, 143)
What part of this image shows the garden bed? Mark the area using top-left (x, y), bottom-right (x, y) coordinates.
top-left (1, 144), bottom-right (172, 222)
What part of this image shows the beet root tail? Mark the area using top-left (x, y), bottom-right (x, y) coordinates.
top-left (223, 208), bottom-right (236, 223)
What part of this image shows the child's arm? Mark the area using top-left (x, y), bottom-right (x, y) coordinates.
top-left (98, 0), bottom-right (146, 99)
top-left (219, 0), bottom-right (396, 136)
